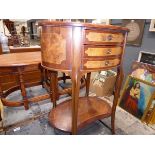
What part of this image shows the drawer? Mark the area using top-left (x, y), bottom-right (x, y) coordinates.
top-left (83, 58), bottom-right (120, 69)
top-left (23, 71), bottom-right (41, 82)
top-left (84, 30), bottom-right (124, 44)
top-left (84, 46), bottom-right (122, 57)
top-left (0, 74), bottom-right (18, 83)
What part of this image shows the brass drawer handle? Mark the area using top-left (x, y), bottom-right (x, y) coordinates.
top-left (107, 35), bottom-right (113, 41)
top-left (106, 49), bottom-right (112, 54)
top-left (105, 61), bottom-right (110, 66)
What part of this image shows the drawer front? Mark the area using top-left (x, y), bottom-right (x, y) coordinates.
top-left (84, 46), bottom-right (122, 57)
top-left (85, 30), bottom-right (124, 44)
top-left (83, 58), bottom-right (120, 69)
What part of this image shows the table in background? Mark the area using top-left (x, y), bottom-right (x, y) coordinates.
top-left (9, 45), bottom-right (41, 53)
top-left (0, 52), bottom-right (49, 110)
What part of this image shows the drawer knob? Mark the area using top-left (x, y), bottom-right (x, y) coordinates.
top-left (107, 35), bottom-right (113, 41)
top-left (105, 61), bottom-right (109, 66)
top-left (106, 49), bottom-right (112, 54)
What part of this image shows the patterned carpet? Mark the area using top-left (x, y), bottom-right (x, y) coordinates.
top-left (0, 84), bottom-right (155, 135)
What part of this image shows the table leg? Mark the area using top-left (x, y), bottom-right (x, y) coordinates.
top-left (18, 67), bottom-right (29, 110)
top-left (50, 71), bottom-right (58, 108)
top-left (41, 66), bottom-right (46, 88)
top-left (111, 66), bottom-right (123, 134)
top-left (71, 72), bottom-right (81, 135)
top-left (85, 72), bottom-right (91, 97)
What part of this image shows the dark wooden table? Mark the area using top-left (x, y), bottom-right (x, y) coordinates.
top-left (0, 52), bottom-right (50, 111)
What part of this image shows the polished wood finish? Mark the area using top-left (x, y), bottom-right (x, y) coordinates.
top-left (0, 52), bottom-right (48, 109)
top-left (83, 58), bottom-right (120, 69)
top-left (39, 21), bottom-right (129, 134)
top-left (0, 52), bottom-right (41, 91)
top-left (39, 20), bottom-right (129, 31)
top-left (9, 46), bottom-right (41, 53)
top-left (84, 46), bottom-right (122, 57)
top-left (0, 52), bottom-right (41, 67)
top-left (41, 26), bottom-right (72, 70)
top-left (85, 30), bottom-right (124, 44)
top-left (49, 97), bottom-right (112, 132)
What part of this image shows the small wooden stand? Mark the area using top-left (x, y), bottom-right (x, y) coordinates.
top-left (39, 21), bottom-right (129, 134)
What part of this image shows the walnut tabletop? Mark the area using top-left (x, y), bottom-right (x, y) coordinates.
top-left (0, 52), bottom-right (41, 67)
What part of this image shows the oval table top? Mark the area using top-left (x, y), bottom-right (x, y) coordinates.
top-left (0, 52), bottom-right (41, 67)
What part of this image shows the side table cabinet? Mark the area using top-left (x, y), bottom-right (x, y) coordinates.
top-left (39, 21), bottom-right (129, 134)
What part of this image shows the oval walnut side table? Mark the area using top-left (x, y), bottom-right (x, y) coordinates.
top-left (39, 21), bottom-right (129, 135)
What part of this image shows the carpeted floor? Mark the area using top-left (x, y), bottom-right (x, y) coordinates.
top-left (0, 84), bottom-right (155, 135)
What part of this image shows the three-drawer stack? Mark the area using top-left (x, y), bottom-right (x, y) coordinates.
top-left (82, 29), bottom-right (125, 70)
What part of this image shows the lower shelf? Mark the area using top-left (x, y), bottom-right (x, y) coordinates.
top-left (49, 96), bottom-right (112, 132)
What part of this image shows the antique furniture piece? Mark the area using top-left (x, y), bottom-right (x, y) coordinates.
top-left (0, 52), bottom-right (42, 91)
top-left (39, 21), bottom-right (129, 134)
top-left (0, 52), bottom-right (49, 110)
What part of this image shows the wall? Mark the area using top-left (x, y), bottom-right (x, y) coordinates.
top-left (112, 19), bottom-right (155, 79)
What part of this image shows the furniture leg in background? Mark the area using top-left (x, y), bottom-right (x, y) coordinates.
top-left (50, 71), bottom-right (58, 108)
top-left (18, 67), bottom-right (29, 110)
top-left (85, 72), bottom-right (91, 97)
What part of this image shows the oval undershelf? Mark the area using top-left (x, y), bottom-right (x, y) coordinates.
top-left (49, 96), bottom-right (112, 133)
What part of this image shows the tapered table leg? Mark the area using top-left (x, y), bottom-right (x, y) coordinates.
top-left (50, 71), bottom-right (58, 108)
top-left (111, 66), bottom-right (124, 134)
top-left (71, 72), bottom-right (81, 135)
top-left (18, 67), bottom-right (29, 110)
